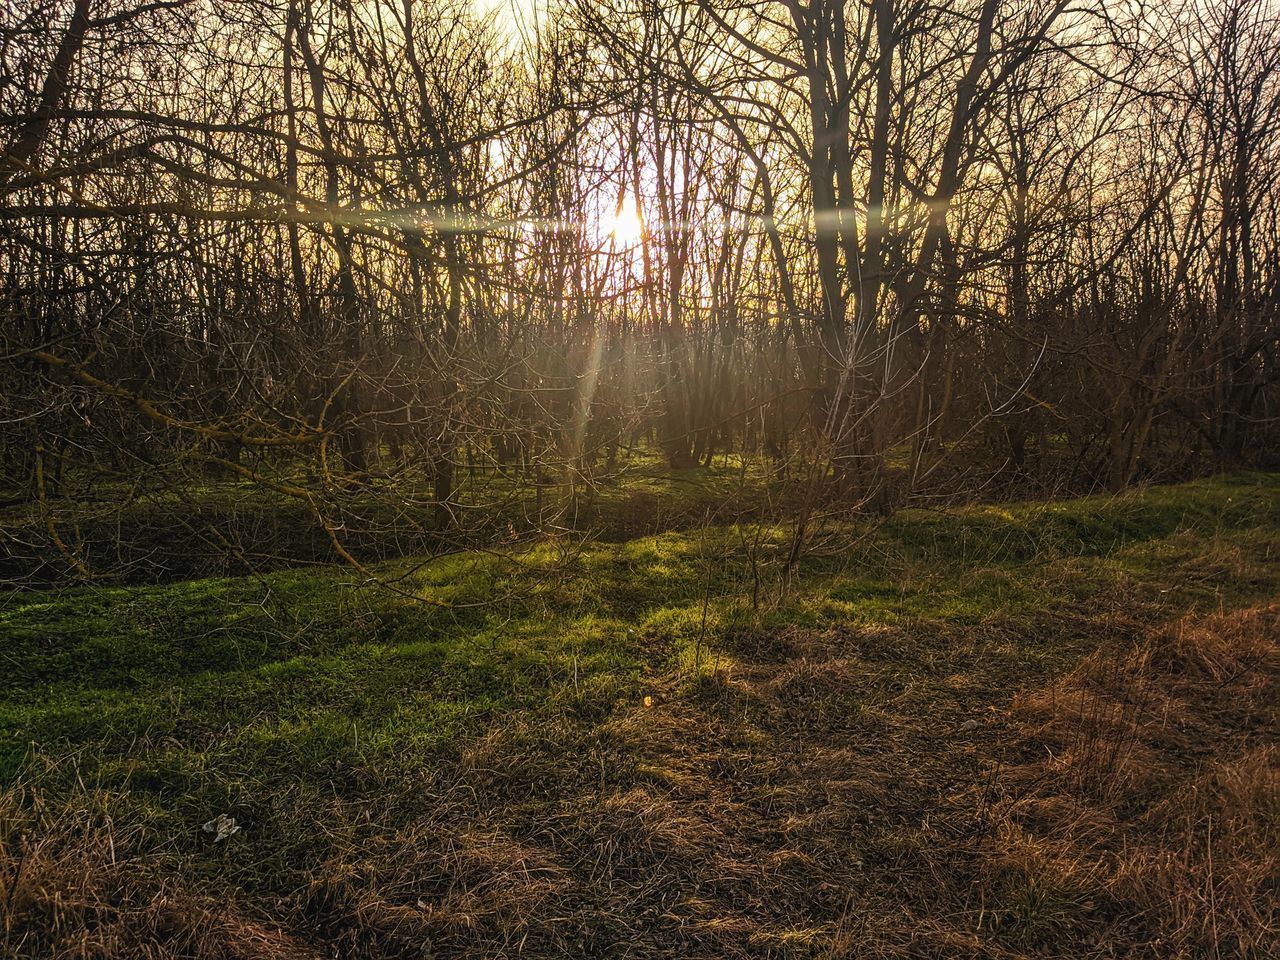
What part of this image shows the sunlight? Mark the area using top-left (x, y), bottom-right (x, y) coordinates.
top-left (608, 192), bottom-right (644, 247)
top-left (6, 0), bottom-right (1278, 951)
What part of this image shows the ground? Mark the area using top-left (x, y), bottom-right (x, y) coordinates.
top-left (1, 474), bottom-right (1277, 958)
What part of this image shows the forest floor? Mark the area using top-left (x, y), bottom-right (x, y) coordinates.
top-left (1, 474), bottom-right (1277, 958)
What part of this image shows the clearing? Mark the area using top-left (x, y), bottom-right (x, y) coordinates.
top-left (1, 474), bottom-right (1277, 958)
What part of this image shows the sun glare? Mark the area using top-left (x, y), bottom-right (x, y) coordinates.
top-left (609, 192), bottom-right (644, 246)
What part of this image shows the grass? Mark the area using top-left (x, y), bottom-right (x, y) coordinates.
top-left (1, 472), bottom-right (1277, 957)
top-left (992, 605), bottom-right (1278, 955)
top-left (0, 449), bottom-right (777, 586)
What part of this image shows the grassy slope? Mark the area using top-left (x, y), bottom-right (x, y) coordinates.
top-left (0, 473), bottom-right (1277, 957)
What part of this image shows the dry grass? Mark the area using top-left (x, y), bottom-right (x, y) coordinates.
top-left (4, 471), bottom-right (1279, 960)
top-left (992, 605), bottom-right (1279, 958)
top-left (0, 784), bottom-right (320, 959)
top-left (3, 604), bottom-right (1276, 958)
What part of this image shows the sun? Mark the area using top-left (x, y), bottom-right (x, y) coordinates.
top-left (609, 192), bottom-right (644, 246)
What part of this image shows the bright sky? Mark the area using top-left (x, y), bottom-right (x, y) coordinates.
top-left (475, 0), bottom-right (543, 33)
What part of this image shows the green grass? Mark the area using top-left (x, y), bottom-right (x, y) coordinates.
top-left (1, 472), bottom-right (1277, 956)
top-left (4, 473), bottom-right (1276, 776)
top-left (0, 448), bottom-right (777, 586)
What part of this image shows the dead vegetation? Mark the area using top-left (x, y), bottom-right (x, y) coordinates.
top-left (991, 605), bottom-right (1279, 958)
top-left (2, 602), bottom-right (1276, 958)
top-left (0, 783), bottom-right (318, 959)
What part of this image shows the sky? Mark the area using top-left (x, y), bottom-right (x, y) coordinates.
top-left (475, 0), bottom-right (543, 33)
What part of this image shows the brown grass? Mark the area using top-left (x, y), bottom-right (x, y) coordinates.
top-left (3, 605), bottom-right (1275, 958)
top-left (992, 605), bottom-right (1279, 958)
top-left (0, 785), bottom-right (319, 959)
